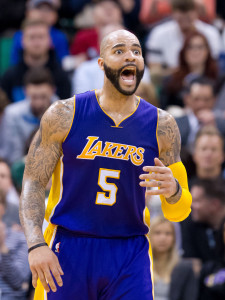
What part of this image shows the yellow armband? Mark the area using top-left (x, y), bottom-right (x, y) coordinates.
top-left (160, 161), bottom-right (192, 222)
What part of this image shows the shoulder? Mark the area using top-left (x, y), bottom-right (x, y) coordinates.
top-left (40, 98), bottom-right (74, 142)
top-left (150, 20), bottom-right (176, 37)
top-left (50, 27), bottom-right (67, 39)
top-left (196, 20), bottom-right (220, 37)
top-left (157, 108), bottom-right (178, 131)
top-left (157, 108), bottom-right (179, 141)
top-left (2, 64), bottom-right (19, 78)
top-left (76, 58), bottom-right (99, 72)
top-left (4, 100), bottom-right (29, 116)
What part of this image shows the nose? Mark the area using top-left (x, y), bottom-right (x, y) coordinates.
top-left (125, 50), bottom-right (136, 62)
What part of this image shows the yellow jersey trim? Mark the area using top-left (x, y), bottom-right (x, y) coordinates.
top-left (94, 89), bottom-right (140, 127)
top-left (63, 95), bottom-right (76, 143)
top-left (145, 234), bottom-right (155, 300)
top-left (156, 108), bottom-right (160, 157)
top-left (45, 156), bottom-right (64, 223)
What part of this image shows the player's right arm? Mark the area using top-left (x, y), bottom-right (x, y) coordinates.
top-left (19, 98), bottom-right (74, 293)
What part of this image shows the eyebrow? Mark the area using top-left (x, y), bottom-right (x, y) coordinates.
top-left (111, 43), bottom-right (142, 50)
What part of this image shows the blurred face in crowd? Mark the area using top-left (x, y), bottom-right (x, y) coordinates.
top-left (22, 24), bottom-right (51, 58)
top-left (0, 162), bottom-right (12, 194)
top-left (185, 36), bottom-right (209, 69)
top-left (35, 4), bottom-right (58, 26)
top-left (193, 134), bottom-right (224, 174)
top-left (191, 185), bottom-right (214, 222)
top-left (94, 1), bottom-right (122, 27)
top-left (26, 83), bottom-right (54, 118)
top-left (150, 221), bottom-right (175, 254)
top-left (186, 83), bottom-right (215, 116)
top-left (173, 9), bottom-right (197, 34)
top-left (99, 30), bottom-right (144, 95)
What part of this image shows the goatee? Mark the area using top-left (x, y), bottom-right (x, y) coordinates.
top-left (103, 63), bottom-right (144, 96)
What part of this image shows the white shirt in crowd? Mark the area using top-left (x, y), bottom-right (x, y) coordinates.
top-left (146, 19), bottom-right (222, 68)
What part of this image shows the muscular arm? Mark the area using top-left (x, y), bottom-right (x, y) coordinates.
top-left (140, 108), bottom-right (192, 222)
top-left (157, 109), bottom-right (182, 204)
top-left (157, 109), bottom-right (181, 166)
top-left (19, 99), bottom-right (74, 248)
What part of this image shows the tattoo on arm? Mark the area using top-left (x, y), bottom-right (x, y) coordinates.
top-left (157, 109), bottom-right (181, 166)
top-left (157, 109), bottom-right (182, 204)
top-left (19, 99), bottom-right (74, 247)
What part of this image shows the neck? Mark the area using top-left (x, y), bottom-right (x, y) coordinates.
top-left (154, 251), bottom-right (169, 263)
top-left (154, 251), bottom-right (170, 278)
top-left (24, 53), bottom-right (49, 67)
top-left (189, 64), bottom-right (205, 75)
top-left (97, 80), bottom-right (138, 124)
top-left (196, 166), bottom-right (221, 179)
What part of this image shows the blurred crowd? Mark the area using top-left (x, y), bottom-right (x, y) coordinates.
top-left (0, 0), bottom-right (225, 299)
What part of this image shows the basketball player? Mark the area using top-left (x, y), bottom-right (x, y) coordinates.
top-left (20, 30), bottom-right (192, 300)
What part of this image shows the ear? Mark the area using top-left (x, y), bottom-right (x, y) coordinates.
top-left (98, 57), bottom-right (104, 71)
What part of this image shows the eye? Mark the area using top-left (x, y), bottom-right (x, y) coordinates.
top-left (133, 49), bottom-right (140, 55)
top-left (115, 49), bottom-right (123, 54)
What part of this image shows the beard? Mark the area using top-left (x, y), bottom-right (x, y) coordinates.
top-left (103, 63), bottom-right (144, 96)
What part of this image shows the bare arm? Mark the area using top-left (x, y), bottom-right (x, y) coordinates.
top-left (139, 109), bottom-right (182, 203)
top-left (157, 109), bottom-right (181, 166)
top-left (19, 98), bottom-right (74, 292)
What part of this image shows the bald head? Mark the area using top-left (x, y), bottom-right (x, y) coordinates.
top-left (100, 30), bottom-right (140, 58)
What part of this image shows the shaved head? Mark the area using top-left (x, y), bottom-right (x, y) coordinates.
top-left (100, 30), bottom-right (140, 58)
top-left (98, 29), bottom-right (144, 95)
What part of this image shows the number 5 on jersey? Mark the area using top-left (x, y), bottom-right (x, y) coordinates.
top-left (96, 168), bottom-right (121, 206)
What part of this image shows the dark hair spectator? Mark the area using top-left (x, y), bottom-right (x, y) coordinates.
top-left (198, 217), bottom-right (225, 300)
top-left (145, 0), bottom-right (221, 86)
top-left (171, 0), bottom-right (196, 11)
top-left (10, 0), bottom-right (69, 65)
top-left (161, 32), bottom-right (218, 108)
top-left (23, 66), bottom-right (55, 87)
top-left (1, 67), bottom-right (57, 164)
top-left (181, 178), bottom-right (225, 264)
top-left (1, 18), bottom-right (71, 102)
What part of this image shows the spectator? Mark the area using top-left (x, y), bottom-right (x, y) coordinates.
top-left (198, 217), bottom-right (225, 300)
top-left (1, 67), bottom-right (57, 165)
top-left (149, 216), bottom-right (198, 300)
top-left (1, 19), bottom-right (71, 102)
top-left (0, 89), bottom-right (9, 158)
top-left (0, 189), bottom-right (30, 300)
top-left (68, 0), bottom-right (123, 70)
top-left (139, 0), bottom-right (215, 25)
top-left (0, 159), bottom-right (19, 207)
top-left (117, 0), bottom-right (142, 36)
top-left (10, 0), bottom-right (69, 65)
top-left (192, 126), bottom-right (225, 183)
top-left (182, 178), bottom-right (225, 263)
top-left (145, 0), bottom-right (221, 74)
top-left (175, 77), bottom-right (225, 153)
top-left (160, 31), bottom-right (218, 109)
top-left (0, 187), bottom-right (20, 229)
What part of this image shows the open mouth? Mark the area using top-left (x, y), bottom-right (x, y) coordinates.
top-left (120, 67), bottom-right (136, 84)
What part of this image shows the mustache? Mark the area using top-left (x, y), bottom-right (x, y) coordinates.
top-left (119, 64), bottom-right (137, 73)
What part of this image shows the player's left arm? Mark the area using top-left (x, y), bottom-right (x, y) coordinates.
top-left (139, 109), bottom-right (192, 222)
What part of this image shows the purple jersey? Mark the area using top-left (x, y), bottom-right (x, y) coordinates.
top-left (45, 90), bottom-right (159, 237)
